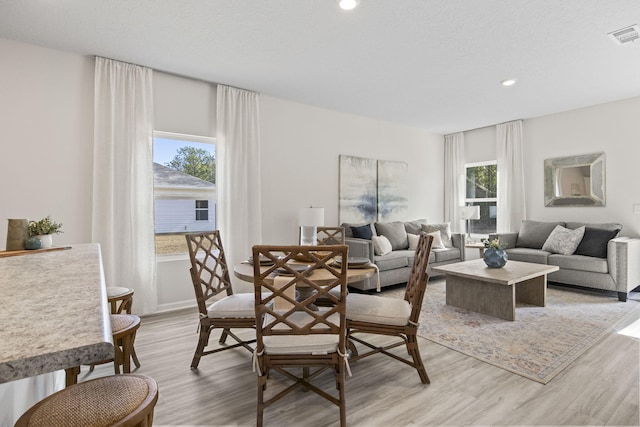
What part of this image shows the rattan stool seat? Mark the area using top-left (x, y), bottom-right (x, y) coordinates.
top-left (107, 287), bottom-right (134, 314)
top-left (15, 374), bottom-right (158, 427)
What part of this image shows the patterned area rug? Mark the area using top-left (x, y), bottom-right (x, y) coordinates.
top-left (409, 278), bottom-right (640, 384)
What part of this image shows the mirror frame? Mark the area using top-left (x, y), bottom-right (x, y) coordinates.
top-left (544, 152), bottom-right (606, 207)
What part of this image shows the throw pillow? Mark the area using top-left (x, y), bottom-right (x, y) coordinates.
top-left (351, 224), bottom-right (373, 240)
top-left (341, 222), bottom-right (375, 238)
top-left (574, 227), bottom-right (620, 258)
top-left (375, 221), bottom-right (409, 250)
top-left (516, 220), bottom-right (566, 249)
top-left (426, 231), bottom-right (446, 249)
top-left (372, 235), bottom-right (393, 256)
top-left (541, 225), bottom-right (585, 255)
top-left (421, 223), bottom-right (452, 248)
top-left (404, 219), bottom-right (428, 235)
top-left (407, 233), bottom-right (420, 250)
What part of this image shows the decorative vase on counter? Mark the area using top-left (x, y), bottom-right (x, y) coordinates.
top-left (25, 237), bottom-right (43, 250)
top-left (483, 247), bottom-right (508, 268)
top-left (6, 219), bottom-right (29, 251)
top-left (36, 234), bottom-right (53, 249)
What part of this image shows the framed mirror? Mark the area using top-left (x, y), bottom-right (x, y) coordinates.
top-left (544, 152), bottom-right (605, 207)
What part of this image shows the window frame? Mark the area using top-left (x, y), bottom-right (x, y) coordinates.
top-left (464, 160), bottom-right (497, 236)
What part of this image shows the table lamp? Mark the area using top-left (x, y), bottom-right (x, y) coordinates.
top-left (298, 207), bottom-right (324, 246)
top-left (459, 205), bottom-right (480, 243)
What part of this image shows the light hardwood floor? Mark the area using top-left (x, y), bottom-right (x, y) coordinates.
top-left (86, 278), bottom-right (640, 426)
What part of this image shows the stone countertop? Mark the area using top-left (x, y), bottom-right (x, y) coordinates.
top-left (0, 243), bottom-right (114, 383)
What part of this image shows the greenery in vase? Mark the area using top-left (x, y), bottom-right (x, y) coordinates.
top-left (481, 237), bottom-right (507, 250)
top-left (28, 216), bottom-right (63, 236)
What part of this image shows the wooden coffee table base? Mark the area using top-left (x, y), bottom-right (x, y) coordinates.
top-left (445, 274), bottom-right (547, 321)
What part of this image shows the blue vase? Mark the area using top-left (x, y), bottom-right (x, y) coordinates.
top-left (483, 248), bottom-right (508, 268)
top-left (25, 236), bottom-right (42, 250)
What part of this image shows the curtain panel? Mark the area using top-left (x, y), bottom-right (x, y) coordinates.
top-left (444, 132), bottom-right (465, 232)
top-left (496, 120), bottom-right (526, 233)
top-left (216, 86), bottom-right (262, 291)
top-left (92, 57), bottom-right (157, 314)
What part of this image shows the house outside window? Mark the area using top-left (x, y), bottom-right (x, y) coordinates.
top-left (465, 161), bottom-right (497, 235)
top-left (153, 131), bottom-right (216, 256)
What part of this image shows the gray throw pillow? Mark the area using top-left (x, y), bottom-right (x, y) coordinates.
top-left (516, 220), bottom-right (566, 249)
top-left (421, 223), bottom-right (453, 248)
top-left (404, 219), bottom-right (428, 235)
top-left (542, 225), bottom-right (585, 255)
top-left (375, 221), bottom-right (409, 250)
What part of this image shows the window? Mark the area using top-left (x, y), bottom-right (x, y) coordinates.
top-left (153, 131), bottom-right (216, 256)
top-left (465, 161), bottom-right (497, 235)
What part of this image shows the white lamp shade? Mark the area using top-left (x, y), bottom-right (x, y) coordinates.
top-left (299, 207), bottom-right (325, 226)
top-left (459, 205), bottom-right (480, 220)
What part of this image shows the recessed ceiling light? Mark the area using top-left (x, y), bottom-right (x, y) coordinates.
top-left (501, 79), bottom-right (517, 87)
top-left (337, 0), bottom-right (360, 11)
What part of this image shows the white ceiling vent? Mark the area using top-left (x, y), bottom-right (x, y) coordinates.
top-left (608, 24), bottom-right (640, 45)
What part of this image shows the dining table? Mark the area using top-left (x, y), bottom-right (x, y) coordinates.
top-left (0, 243), bottom-right (114, 424)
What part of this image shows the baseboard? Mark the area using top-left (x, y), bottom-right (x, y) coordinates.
top-left (155, 299), bottom-right (197, 314)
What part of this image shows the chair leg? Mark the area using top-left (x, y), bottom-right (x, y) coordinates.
top-left (407, 333), bottom-right (430, 384)
top-left (336, 361), bottom-right (346, 427)
top-left (257, 373), bottom-right (267, 427)
top-left (219, 327), bottom-right (230, 344)
top-left (191, 327), bottom-right (210, 369)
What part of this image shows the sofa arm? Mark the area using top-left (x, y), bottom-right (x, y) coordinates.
top-left (451, 233), bottom-right (466, 261)
top-left (608, 237), bottom-right (640, 294)
top-left (345, 237), bottom-right (374, 263)
top-left (489, 232), bottom-right (518, 250)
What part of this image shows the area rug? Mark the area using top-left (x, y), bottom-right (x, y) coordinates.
top-left (409, 278), bottom-right (640, 384)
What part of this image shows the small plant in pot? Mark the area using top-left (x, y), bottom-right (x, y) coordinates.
top-left (27, 216), bottom-right (63, 249)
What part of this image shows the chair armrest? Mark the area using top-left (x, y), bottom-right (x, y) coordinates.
top-left (608, 237), bottom-right (640, 293)
top-left (345, 237), bottom-right (374, 263)
top-left (451, 233), bottom-right (466, 261)
top-left (489, 232), bottom-right (518, 250)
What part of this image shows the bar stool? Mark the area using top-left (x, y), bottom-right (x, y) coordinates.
top-left (107, 287), bottom-right (134, 314)
top-left (112, 314), bottom-right (142, 374)
top-left (15, 374), bottom-right (158, 427)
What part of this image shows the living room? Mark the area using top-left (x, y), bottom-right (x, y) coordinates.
top-left (1, 1), bottom-right (640, 426)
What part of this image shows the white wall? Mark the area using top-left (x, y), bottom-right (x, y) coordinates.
top-left (463, 97), bottom-right (640, 237)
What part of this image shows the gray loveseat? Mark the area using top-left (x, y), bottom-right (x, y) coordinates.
top-left (340, 219), bottom-right (465, 291)
top-left (490, 220), bottom-right (640, 301)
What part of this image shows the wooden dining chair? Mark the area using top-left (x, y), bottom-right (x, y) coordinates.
top-left (252, 244), bottom-right (349, 427)
top-left (186, 231), bottom-right (257, 369)
top-left (346, 233), bottom-right (434, 384)
top-left (316, 226), bottom-right (346, 245)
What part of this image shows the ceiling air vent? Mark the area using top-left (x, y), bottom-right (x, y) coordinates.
top-left (608, 24), bottom-right (640, 45)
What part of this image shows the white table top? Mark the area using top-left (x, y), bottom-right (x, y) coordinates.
top-left (0, 243), bottom-right (114, 383)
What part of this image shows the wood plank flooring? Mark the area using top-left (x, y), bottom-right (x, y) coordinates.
top-left (85, 279), bottom-right (640, 426)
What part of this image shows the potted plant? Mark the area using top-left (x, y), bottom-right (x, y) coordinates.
top-left (28, 215), bottom-right (63, 249)
top-left (481, 237), bottom-right (508, 268)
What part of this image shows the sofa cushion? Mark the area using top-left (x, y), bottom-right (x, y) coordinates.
top-left (342, 222), bottom-right (376, 239)
top-left (421, 223), bottom-right (453, 248)
top-left (375, 221), bottom-right (409, 250)
top-left (404, 219), bottom-right (427, 235)
top-left (548, 254), bottom-right (609, 274)
top-left (426, 231), bottom-right (446, 249)
top-left (372, 235), bottom-right (393, 256)
top-left (433, 247), bottom-right (461, 263)
top-left (542, 225), bottom-right (585, 255)
top-left (574, 227), bottom-right (620, 258)
top-left (351, 224), bottom-right (373, 240)
top-left (566, 222), bottom-right (623, 233)
top-left (504, 248), bottom-right (550, 264)
top-left (516, 220), bottom-right (566, 249)
top-left (374, 250), bottom-right (410, 271)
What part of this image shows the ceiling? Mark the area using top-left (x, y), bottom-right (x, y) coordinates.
top-left (1, 0), bottom-right (639, 134)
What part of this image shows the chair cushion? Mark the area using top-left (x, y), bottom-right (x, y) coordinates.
top-left (375, 221), bottom-right (409, 250)
top-left (262, 311), bottom-right (340, 354)
top-left (106, 287), bottom-right (133, 298)
top-left (207, 293), bottom-right (262, 318)
top-left (542, 225), bottom-right (585, 255)
top-left (346, 293), bottom-right (411, 326)
top-left (516, 220), bottom-right (566, 249)
top-left (421, 223), bottom-right (453, 248)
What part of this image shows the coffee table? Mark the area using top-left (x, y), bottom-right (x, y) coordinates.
top-left (432, 259), bottom-right (559, 321)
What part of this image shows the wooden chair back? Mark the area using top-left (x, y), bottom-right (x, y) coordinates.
top-left (404, 233), bottom-right (434, 323)
top-left (317, 226), bottom-right (346, 245)
top-left (185, 231), bottom-right (233, 316)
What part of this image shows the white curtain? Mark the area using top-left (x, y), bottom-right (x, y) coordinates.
top-left (92, 57), bottom-right (157, 314)
top-left (444, 132), bottom-right (465, 232)
top-left (496, 120), bottom-right (526, 233)
top-left (217, 85), bottom-right (262, 291)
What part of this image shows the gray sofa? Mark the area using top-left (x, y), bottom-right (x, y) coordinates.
top-left (490, 220), bottom-right (640, 301)
top-left (341, 219), bottom-right (465, 291)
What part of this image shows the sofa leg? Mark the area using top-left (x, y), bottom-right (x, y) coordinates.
top-left (618, 292), bottom-right (627, 302)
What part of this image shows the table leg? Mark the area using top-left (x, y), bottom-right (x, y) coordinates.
top-left (445, 275), bottom-right (516, 321)
top-left (64, 366), bottom-right (80, 387)
top-left (515, 275), bottom-right (547, 307)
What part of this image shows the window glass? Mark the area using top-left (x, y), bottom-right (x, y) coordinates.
top-left (153, 132), bottom-right (216, 255)
top-left (465, 162), bottom-right (497, 235)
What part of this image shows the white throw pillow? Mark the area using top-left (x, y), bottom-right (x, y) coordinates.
top-left (407, 233), bottom-right (420, 250)
top-left (422, 223), bottom-right (453, 248)
top-left (426, 231), bottom-right (446, 249)
top-left (542, 225), bottom-right (585, 255)
top-left (372, 235), bottom-right (393, 256)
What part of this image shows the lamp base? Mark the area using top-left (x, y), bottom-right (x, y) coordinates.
top-left (299, 226), bottom-right (318, 246)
